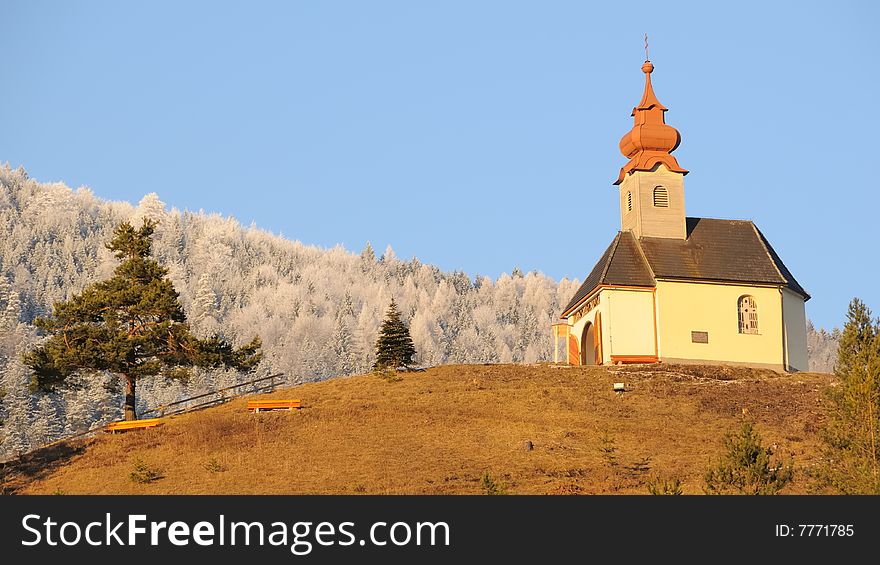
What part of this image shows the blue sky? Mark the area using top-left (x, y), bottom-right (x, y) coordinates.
top-left (1, 1), bottom-right (876, 330)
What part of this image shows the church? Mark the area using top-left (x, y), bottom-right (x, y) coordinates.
top-left (553, 58), bottom-right (809, 372)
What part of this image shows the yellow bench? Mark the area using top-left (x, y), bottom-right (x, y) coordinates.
top-left (247, 399), bottom-right (302, 413)
top-left (105, 418), bottom-right (163, 433)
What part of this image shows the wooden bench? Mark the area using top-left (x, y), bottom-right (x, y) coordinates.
top-left (247, 399), bottom-right (302, 413)
top-left (105, 418), bottom-right (164, 433)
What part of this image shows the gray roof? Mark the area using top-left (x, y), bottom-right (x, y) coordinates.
top-left (562, 217), bottom-right (809, 316)
top-left (561, 231), bottom-right (653, 316)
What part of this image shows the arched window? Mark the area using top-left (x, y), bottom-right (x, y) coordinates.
top-left (653, 186), bottom-right (669, 207)
top-left (626, 191), bottom-right (632, 213)
top-left (738, 295), bottom-right (759, 334)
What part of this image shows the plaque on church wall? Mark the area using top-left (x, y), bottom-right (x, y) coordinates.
top-left (691, 331), bottom-right (709, 344)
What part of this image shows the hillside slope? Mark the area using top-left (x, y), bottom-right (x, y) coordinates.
top-left (0, 165), bottom-right (580, 458)
top-left (2, 364), bottom-right (833, 495)
top-left (0, 165), bottom-right (839, 459)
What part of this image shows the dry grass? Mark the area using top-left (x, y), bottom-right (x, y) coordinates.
top-left (1, 363), bottom-right (834, 495)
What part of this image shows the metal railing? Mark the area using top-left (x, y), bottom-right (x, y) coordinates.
top-left (1, 373), bottom-right (286, 463)
top-left (140, 373), bottom-right (284, 417)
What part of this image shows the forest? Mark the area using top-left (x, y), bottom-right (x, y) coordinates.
top-left (0, 164), bottom-right (839, 459)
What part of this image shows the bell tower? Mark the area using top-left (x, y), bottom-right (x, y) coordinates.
top-left (614, 59), bottom-right (688, 240)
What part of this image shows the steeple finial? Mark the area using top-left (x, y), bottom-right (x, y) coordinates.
top-left (613, 55), bottom-right (688, 185)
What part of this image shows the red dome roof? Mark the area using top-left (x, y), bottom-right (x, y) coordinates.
top-left (614, 60), bottom-right (687, 185)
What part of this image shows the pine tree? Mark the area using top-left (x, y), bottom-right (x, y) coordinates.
top-left (23, 220), bottom-right (263, 420)
top-left (704, 420), bottom-right (793, 495)
top-left (822, 298), bottom-right (880, 493)
top-left (373, 299), bottom-right (416, 371)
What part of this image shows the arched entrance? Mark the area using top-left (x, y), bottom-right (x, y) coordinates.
top-left (581, 322), bottom-right (596, 365)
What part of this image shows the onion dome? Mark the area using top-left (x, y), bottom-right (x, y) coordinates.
top-left (614, 60), bottom-right (687, 185)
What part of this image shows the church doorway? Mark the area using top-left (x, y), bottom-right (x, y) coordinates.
top-left (581, 322), bottom-right (596, 365)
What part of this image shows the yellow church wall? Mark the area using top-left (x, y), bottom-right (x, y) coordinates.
top-left (567, 287), bottom-right (656, 365)
top-left (782, 288), bottom-right (809, 372)
top-left (655, 280), bottom-right (784, 369)
top-left (602, 288), bottom-right (656, 361)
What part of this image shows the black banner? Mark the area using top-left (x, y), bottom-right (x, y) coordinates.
top-left (0, 495), bottom-right (875, 563)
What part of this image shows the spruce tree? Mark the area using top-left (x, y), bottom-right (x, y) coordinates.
top-left (703, 420), bottom-right (793, 495)
top-left (822, 298), bottom-right (880, 493)
top-left (373, 299), bottom-right (416, 371)
top-left (23, 220), bottom-right (262, 421)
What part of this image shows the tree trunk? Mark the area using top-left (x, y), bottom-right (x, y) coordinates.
top-left (124, 374), bottom-right (137, 421)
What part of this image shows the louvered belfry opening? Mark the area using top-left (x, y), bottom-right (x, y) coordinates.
top-left (653, 186), bottom-right (669, 207)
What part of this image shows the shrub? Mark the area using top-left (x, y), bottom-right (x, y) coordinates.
top-left (623, 456), bottom-right (652, 479)
top-left (647, 475), bottom-right (683, 495)
top-left (480, 472), bottom-right (507, 495)
top-left (129, 458), bottom-right (163, 484)
top-left (704, 421), bottom-right (793, 495)
top-left (203, 458), bottom-right (226, 473)
top-left (599, 430), bottom-right (618, 468)
top-left (374, 367), bottom-right (403, 383)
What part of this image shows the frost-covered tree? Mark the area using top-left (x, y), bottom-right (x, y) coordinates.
top-left (29, 394), bottom-right (62, 447)
top-left (0, 276), bottom-right (20, 330)
top-left (192, 272), bottom-right (220, 337)
top-left (330, 312), bottom-right (360, 376)
top-left (3, 290), bottom-right (20, 328)
top-left (808, 321), bottom-right (840, 373)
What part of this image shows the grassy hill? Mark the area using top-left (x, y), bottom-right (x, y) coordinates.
top-left (1, 364), bottom-right (834, 495)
